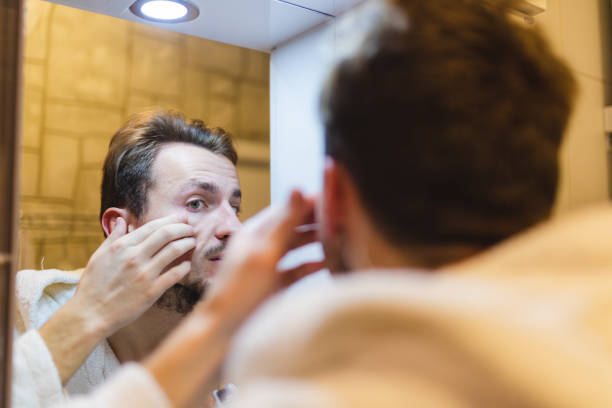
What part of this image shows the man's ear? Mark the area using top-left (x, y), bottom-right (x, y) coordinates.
top-left (101, 207), bottom-right (133, 237)
top-left (322, 157), bottom-right (352, 238)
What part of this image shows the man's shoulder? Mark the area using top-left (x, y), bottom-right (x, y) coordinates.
top-left (226, 271), bottom-right (612, 406)
top-left (446, 204), bottom-right (612, 276)
top-left (225, 272), bottom-right (447, 377)
top-left (15, 268), bottom-right (83, 332)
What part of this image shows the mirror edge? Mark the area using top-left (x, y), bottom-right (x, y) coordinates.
top-left (0, 0), bottom-right (24, 405)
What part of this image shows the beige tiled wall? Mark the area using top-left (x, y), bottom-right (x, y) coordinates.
top-left (20, 0), bottom-right (270, 270)
top-left (536, 0), bottom-right (612, 214)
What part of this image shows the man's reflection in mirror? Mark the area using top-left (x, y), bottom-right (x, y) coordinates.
top-left (14, 110), bottom-right (240, 405)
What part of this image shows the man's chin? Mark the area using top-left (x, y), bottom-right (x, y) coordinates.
top-left (204, 258), bottom-right (223, 278)
top-left (155, 282), bottom-right (207, 314)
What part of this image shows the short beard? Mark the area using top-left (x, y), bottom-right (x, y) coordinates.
top-left (155, 282), bottom-right (207, 314)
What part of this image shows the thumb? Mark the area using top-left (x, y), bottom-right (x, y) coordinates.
top-left (272, 190), bottom-right (308, 244)
top-left (284, 190), bottom-right (310, 226)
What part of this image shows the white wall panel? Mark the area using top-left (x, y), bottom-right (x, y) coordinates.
top-left (269, 21), bottom-right (335, 285)
top-left (270, 22), bottom-right (333, 202)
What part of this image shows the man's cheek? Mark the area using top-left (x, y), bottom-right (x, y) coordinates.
top-left (185, 211), bottom-right (210, 229)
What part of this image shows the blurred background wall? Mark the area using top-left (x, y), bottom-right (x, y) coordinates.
top-left (536, 0), bottom-right (612, 214)
top-left (19, 0), bottom-right (270, 270)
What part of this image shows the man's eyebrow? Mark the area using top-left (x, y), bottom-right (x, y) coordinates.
top-left (198, 182), bottom-right (218, 193)
top-left (182, 182), bottom-right (241, 199)
top-left (180, 181), bottom-right (219, 194)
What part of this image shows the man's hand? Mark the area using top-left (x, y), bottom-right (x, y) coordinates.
top-left (206, 190), bottom-right (325, 328)
top-left (39, 214), bottom-right (195, 384)
top-left (72, 215), bottom-right (195, 335)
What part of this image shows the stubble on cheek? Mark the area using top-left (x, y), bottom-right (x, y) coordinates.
top-left (154, 247), bottom-right (210, 314)
top-left (155, 282), bottom-right (208, 314)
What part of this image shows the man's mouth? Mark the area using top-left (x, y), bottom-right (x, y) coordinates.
top-left (205, 243), bottom-right (226, 263)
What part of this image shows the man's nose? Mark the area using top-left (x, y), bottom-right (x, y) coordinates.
top-left (215, 204), bottom-right (242, 242)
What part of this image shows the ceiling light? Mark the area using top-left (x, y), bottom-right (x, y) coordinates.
top-left (142, 1), bottom-right (187, 19)
top-left (129, 0), bottom-right (199, 23)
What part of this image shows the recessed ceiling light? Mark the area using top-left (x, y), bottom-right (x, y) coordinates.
top-left (142, 1), bottom-right (187, 19)
top-left (129, 0), bottom-right (199, 23)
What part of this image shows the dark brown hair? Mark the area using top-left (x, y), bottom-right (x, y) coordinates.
top-left (321, 0), bottom-right (576, 248)
top-left (100, 109), bottom-right (237, 222)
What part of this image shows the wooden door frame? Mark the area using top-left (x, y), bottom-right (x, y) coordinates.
top-left (0, 0), bottom-right (23, 406)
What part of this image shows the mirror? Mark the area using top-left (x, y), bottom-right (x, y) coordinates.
top-left (8, 0), bottom-right (611, 405)
top-left (19, 0), bottom-right (271, 271)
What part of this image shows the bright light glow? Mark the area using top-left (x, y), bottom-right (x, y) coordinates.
top-left (140, 0), bottom-right (188, 20)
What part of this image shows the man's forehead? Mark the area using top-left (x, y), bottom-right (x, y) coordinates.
top-left (150, 142), bottom-right (240, 190)
top-left (153, 143), bottom-right (237, 174)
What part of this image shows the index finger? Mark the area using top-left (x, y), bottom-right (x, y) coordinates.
top-left (274, 190), bottom-right (316, 245)
top-left (120, 214), bottom-right (187, 246)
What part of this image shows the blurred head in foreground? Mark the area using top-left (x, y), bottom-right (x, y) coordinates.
top-left (317, 0), bottom-right (576, 272)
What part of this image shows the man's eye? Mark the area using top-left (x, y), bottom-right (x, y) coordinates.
top-left (187, 200), bottom-right (206, 211)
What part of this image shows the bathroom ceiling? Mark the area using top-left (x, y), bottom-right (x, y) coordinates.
top-left (274, 0), bottom-right (363, 16)
top-left (44, 0), bottom-right (544, 52)
top-left (44, 0), bottom-right (363, 52)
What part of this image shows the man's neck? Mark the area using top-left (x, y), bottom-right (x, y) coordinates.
top-left (347, 221), bottom-right (484, 271)
top-left (107, 306), bottom-right (185, 363)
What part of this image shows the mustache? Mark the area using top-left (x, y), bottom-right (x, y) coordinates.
top-left (204, 242), bottom-right (226, 258)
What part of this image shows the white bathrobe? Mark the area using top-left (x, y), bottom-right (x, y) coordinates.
top-left (11, 269), bottom-right (190, 408)
top-left (12, 268), bottom-right (124, 407)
